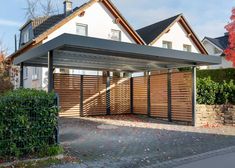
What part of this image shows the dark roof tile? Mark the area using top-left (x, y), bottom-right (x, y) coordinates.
top-left (204, 34), bottom-right (229, 50)
top-left (136, 14), bottom-right (181, 44)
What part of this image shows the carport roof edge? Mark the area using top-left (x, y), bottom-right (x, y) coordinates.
top-left (13, 33), bottom-right (221, 67)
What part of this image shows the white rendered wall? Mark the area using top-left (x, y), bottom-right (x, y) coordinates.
top-left (152, 22), bottom-right (200, 53)
top-left (202, 39), bottom-right (233, 69)
top-left (26, 2), bottom-right (137, 90)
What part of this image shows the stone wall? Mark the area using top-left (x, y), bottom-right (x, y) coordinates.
top-left (196, 105), bottom-right (235, 127)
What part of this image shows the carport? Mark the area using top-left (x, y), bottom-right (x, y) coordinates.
top-left (13, 33), bottom-right (221, 125)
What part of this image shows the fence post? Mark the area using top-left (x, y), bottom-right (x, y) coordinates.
top-left (167, 69), bottom-right (172, 122)
top-left (54, 93), bottom-right (60, 144)
top-left (130, 77), bottom-right (134, 113)
top-left (106, 72), bottom-right (111, 115)
top-left (147, 71), bottom-right (151, 117)
top-left (80, 75), bottom-right (84, 117)
top-left (192, 66), bottom-right (196, 126)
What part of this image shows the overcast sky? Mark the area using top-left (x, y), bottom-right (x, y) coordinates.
top-left (0, 0), bottom-right (233, 54)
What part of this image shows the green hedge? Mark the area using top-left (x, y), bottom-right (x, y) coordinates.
top-left (197, 77), bottom-right (235, 105)
top-left (0, 89), bottom-right (60, 159)
top-left (197, 68), bottom-right (235, 83)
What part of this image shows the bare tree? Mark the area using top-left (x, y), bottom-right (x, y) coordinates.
top-left (24, 0), bottom-right (59, 19)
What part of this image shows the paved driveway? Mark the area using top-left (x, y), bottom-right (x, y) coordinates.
top-left (59, 115), bottom-right (235, 168)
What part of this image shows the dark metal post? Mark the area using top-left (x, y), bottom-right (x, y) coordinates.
top-left (48, 50), bottom-right (54, 92)
top-left (167, 69), bottom-right (172, 122)
top-left (20, 62), bottom-right (24, 88)
top-left (106, 72), bottom-right (111, 115)
top-left (54, 93), bottom-right (60, 144)
top-left (80, 75), bottom-right (84, 117)
top-left (130, 77), bottom-right (134, 113)
top-left (147, 71), bottom-right (151, 117)
top-left (192, 66), bottom-right (196, 126)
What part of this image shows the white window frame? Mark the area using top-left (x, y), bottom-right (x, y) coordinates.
top-left (76, 23), bottom-right (88, 36)
top-left (24, 67), bottom-right (28, 79)
top-left (32, 67), bottom-right (39, 80)
top-left (22, 28), bottom-right (30, 44)
top-left (162, 41), bottom-right (172, 49)
top-left (110, 29), bottom-right (121, 41)
top-left (183, 44), bottom-right (192, 52)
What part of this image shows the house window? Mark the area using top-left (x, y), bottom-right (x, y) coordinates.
top-left (183, 44), bottom-right (192, 52)
top-left (111, 29), bottom-right (121, 41)
top-left (162, 41), bottom-right (172, 49)
top-left (22, 29), bottom-right (30, 44)
top-left (24, 67), bottom-right (28, 79)
top-left (76, 23), bottom-right (88, 36)
top-left (32, 67), bottom-right (39, 80)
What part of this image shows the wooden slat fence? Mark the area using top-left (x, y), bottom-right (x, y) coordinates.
top-left (110, 77), bottom-right (130, 114)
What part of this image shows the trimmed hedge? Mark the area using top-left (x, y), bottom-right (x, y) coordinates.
top-left (197, 77), bottom-right (235, 105)
top-left (197, 68), bottom-right (235, 83)
top-left (0, 89), bottom-right (60, 159)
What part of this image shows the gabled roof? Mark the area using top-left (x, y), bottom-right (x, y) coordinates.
top-left (10, 0), bottom-right (145, 60)
top-left (136, 14), bottom-right (208, 55)
top-left (136, 14), bottom-right (181, 45)
top-left (203, 34), bottom-right (229, 50)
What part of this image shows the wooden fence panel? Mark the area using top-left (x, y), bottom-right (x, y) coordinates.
top-left (171, 72), bottom-right (192, 122)
top-left (110, 77), bottom-right (130, 114)
top-left (150, 74), bottom-right (168, 118)
top-left (54, 74), bottom-right (81, 117)
top-left (83, 76), bottom-right (107, 116)
top-left (133, 76), bottom-right (147, 115)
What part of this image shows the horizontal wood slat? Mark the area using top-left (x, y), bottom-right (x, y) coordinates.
top-left (83, 76), bottom-right (107, 116)
top-left (110, 77), bottom-right (130, 114)
top-left (133, 76), bottom-right (147, 115)
top-left (150, 74), bottom-right (168, 118)
top-left (171, 72), bottom-right (192, 122)
top-left (54, 74), bottom-right (81, 117)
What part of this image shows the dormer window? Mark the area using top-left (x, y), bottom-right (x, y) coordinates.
top-left (22, 28), bottom-right (30, 44)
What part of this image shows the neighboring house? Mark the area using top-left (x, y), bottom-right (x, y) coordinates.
top-left (136, 14), bottom-right (207, 54)
top-left (13, 0), bottom-right (144, 90)
top-left (202, 33), bottom-right (232, 69)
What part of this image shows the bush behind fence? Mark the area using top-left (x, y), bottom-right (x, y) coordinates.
top-left (0, 89), bottom-right (59, 160)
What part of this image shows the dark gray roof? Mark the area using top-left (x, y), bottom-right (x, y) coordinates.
top-left (26, 5), bottom-right (86, 38)
top-left (136, 14), bottom-right (181, 44)
top-left (204, 34), bottom-right (229, 50)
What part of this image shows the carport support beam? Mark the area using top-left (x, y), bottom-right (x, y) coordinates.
top-left (20, 62), bottom-right (24, 88)
top-left (167, 69), bottom-right (172, 122)
top-left (192, 66), bottom-right (196, 126)
top-left (48, 50), bottom-right (54, 92)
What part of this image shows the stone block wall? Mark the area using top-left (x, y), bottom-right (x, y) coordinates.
top-left (196, 105), bottom-right (235, 127)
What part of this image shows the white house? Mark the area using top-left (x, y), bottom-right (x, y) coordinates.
top-left (12, 1), bottom-right (209, 89)
top-left (202, 33), bottom-right (232, 69)
top-left (15, 0), bottom-right (144, 90)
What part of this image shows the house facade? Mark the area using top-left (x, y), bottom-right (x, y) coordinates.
top-left (17, 0), bottom-right (144, 90)
top-left (202, 33), bottom-right (232, 69)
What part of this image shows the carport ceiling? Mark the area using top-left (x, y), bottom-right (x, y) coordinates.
top-left (13, 33), bottom-right (221, 72)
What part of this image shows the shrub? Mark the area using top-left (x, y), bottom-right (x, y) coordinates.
top-left (197, 77), bottom-right (219, 105)
top-left (0, 89), bottom-right (59, 159)
top-left (197, 68), bottom-right (235, 83)
top-left (197, 77), bottom-right (235, 105)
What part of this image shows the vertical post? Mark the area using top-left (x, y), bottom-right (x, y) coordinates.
top-left (48, 50), bottom-right (54, 92)
top-left (167, 69), bottom-right (172, 122)
top-left (192, 66), bottom-right (196, 126)
top-left (54, 93), bottom-right (60, 144)
top-left (130, 77), bottom-right (134, 113)
top-left (147, 71), bottom-right (151, 117)
top-left (80, 75), bottom-right (84, 117)
top-left (106, 71), bottom-right (111, 115)
top-left (20, 62), bottom-right (24, 88)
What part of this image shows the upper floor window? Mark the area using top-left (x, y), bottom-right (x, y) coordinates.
top-left (22, 29), bottom-right (30, 44)
top-left (76, 23), bottom-right (88, 36)
top-left (111, 29), bottom-right (121, 41)
top-left (162, 41), bottom-right (172, 49)
top-left (183, 44), bottom-right (192, 52)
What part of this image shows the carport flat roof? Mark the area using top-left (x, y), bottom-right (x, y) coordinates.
top-left (13, 33), bottom-right (221, 72)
